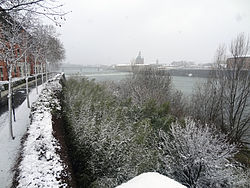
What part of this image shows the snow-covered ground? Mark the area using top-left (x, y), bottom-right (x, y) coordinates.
top-left (116, 172), bottom-right (186, 188)
top-left (0, 84), bottom-right (43, 188)
top-left (16, 73), bottom-right (68, 187)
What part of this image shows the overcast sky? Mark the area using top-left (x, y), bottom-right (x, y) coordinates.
top-left (57, 0), bottom-right (250, 65)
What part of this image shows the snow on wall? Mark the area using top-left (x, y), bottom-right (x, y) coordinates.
top-left (116, 172), bottom-right (186, 188)
top-left (16, 73), bottom-right (67, 187)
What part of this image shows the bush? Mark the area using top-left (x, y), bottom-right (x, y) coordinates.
top-left (62, 76), bottom-right (246, 188)
top-left (159, 119), bottom-right (247, 188)
top-left (111, 68), bottom-right (186, 121)
top-left (62, 77), bottom-right (159, 187)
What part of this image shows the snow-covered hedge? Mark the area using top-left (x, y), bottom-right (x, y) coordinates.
top-left (62, 77), bottom-right (159, 187)
top-left (62, 77), bottom-right (249, 188)
top-left (15, 73), bottom-right (69, 188)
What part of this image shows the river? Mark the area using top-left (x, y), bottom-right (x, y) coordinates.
top-left (64, 69), bottom-right (206, 96)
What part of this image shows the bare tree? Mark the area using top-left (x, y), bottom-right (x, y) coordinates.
top-left (29, 24), bottom-right (64, 90)
top-left (46, 34), bottom-right (65, 72)
top-left (18, 16), bottom-right (35, 108)
top-left (40, 25), bottom-right (65, 81)
top-left (225, 34), bottom-right (250, 143)
top-left (117, 67), bottom-right (186, 118)
top-left (0, 0), bottom-right (67, 25)
top-left (190, 33), bottom-right (250, 144)
top-left (119, 68), bottom-right (172, 106)
top-left (0, 13), bottom-right (28, 139)
top-left (29, 24), bottom-right (46, 91)
top-left (0, 4), bottom-right (65, 140)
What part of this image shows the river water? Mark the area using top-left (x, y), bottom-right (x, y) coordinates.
top-left (64, 68), bottom-right (206, 96)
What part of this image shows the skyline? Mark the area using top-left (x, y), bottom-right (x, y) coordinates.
top-left (57, 0), bottom-right (250, 65)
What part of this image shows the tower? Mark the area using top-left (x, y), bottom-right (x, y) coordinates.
top-left (135, 51), bottom-right (144, 64)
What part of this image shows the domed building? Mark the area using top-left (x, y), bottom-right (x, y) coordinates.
top-left (135, 51), bottom-right (144, 65)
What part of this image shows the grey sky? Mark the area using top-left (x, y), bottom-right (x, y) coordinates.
top-left (57, 0), bottom-right (250, 65)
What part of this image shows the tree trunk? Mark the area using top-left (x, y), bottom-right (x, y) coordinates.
top-left (46, 61), bottom-right (48, 82)
top-left (8, 64), bottom-right (14, 139)
top-left (25, 54), bottom-right (30, 108)
top-left (35, 57), bottom-right (38, 94)
top-left (41, 62), bottom-right (44, 85)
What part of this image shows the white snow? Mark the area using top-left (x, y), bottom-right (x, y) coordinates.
top-left (0, 73), bottom-right (65, 188)
top-left (0, 83), bottom-right (43, 188)
top-left (116, 172), bottom-right (186, 188)
top-left (18, 90), bottom-right (25, 94)
top-left (0, 77), bottom-right (25, 84)
top-left (16, 73), bottom-right (67, 187)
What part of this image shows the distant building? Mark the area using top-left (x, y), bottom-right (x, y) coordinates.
top-left (135, 51), bottom-right (144, 65)
top-left (156, 59), bottom-right (159, 65)
top-left (226, 56), bottom-right (250, 69)
top-left (170, 61), bottom-right (195, 68)
top-left (115, 51), bottom-right (151, 72)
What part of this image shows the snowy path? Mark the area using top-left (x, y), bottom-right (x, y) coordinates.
top-left (0, 85), bottom-right (43, 188)
top-left (16, 74), bottom-right (68, 187)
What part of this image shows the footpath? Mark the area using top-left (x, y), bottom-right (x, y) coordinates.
top-left (0, 73), bottom-right (75, 188)
top-left (0, 83), bottom-right (43, 188)
top-left (0, 73), bottom-right (69, 188)
top-left (13, 73), bottom-right (73, 187)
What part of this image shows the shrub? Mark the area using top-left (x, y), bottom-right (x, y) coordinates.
top-left (159, 119), bottom-right (247, 188)
top-left (62, 77), bottom-right (159, 187)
